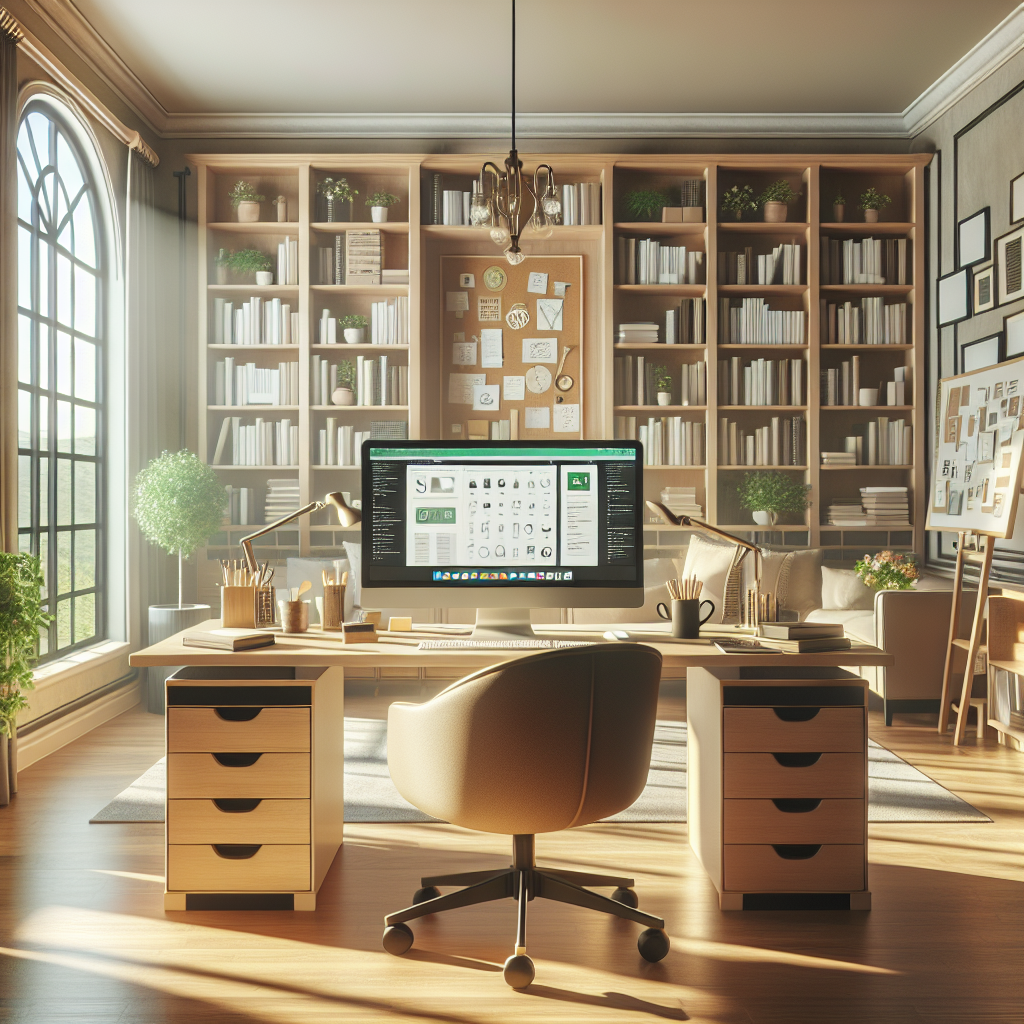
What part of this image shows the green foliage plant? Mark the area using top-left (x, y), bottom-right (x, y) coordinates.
top-left (317, 176), bottom-right (358, 202)
top-left (854, 550), bottom-right (918, 591)
top-left (338, 314), bottom-right (368, 329)
top-left (132, 451), bottom-right (228, 608)
top-left (720, 185), bottom-right (757, 213)
top-left (737, 471), bottom-right (811, 515)
top-left (758, 179), bottom-right (800, 205)
top-left (218, 249), bottom-right (273, 276)
top-left (336, 361), bottom-right (357, 390)
top-left (229, 181), bottom-right (265, 207)
top-left (0, 554), bottom-right (51, 736)
top-left (859, 187), bottom-right (892, 211)
top-left (652, 365), bottom-right (674, 392)
top-left (624, 188), bottom-right (669, 221)
top-left (832, 191), bottom-right (846, 206)
top-left (366, 191), bottom-right (399, 208)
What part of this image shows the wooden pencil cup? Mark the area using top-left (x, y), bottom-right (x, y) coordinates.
top-left (222, 586), bottom-right (256, 628)
top-left (278, 599), bottom-right (309, 634)
top-left (320, 584), bottom-right (345, 631)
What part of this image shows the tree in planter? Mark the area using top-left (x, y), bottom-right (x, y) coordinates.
top-left (757, 179), bottom-right (800, 209)
top-left (652, 364), bottom-right (674, 402)
top-left (132, 451), bottom-right (228, 608)
top-left (338, 314), bottom-right (368, 330)
top-left (624, 188), bottom-right (669, 222)
top-left (228, 180), bottom-right (266, 207)
top-left (217, 248), bottom-right (273, 279)
top-left (336, 360), bottom-right (357, 392)
top-left (737, 471), bottom-right (811, 526)
top-left (858, 187), bottom-right (891, 211)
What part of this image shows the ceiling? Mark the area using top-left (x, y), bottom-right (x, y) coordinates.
top-left (67, 0), bottom-right (1019, 118)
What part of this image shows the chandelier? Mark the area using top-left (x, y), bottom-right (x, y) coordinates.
top-left (473, 0), bottom-right (560, 265)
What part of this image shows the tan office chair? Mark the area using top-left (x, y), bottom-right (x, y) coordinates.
top-left (382, 644), bottom-right (669, 989)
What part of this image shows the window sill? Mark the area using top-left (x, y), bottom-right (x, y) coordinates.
top-left (32, 639), bottom-right (131, 690)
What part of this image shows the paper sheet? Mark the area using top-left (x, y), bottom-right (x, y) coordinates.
top-left (452, 342), bottom-right (477, 365)
top-left (459, 273), bottom-right (475, 288)
top-left (503, 375), bottom-right (526, 401)
top-left (527, 271), bottom-right (549, 294)
top-left (446, 291), bottom-right (469, 312)
top-left (553, 281), bottom-right (570, 297)
top-left (472, 384), bottom-right (500, 411)
top-left (525, 406), bottom-right (550, 429)
top-left (553, 403), bottom-right (580, 433)
top-left (522, 338), bottom-right (557, 363)
top-left (448, 373), bottom-right (485, 405)
top-left (537, 298), bottom-right (564, 331)
top-left (480, 329), bottom-right (503, 368)
top-left (478, 296), bottom-right (502, 321)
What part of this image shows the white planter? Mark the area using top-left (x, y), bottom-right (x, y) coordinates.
top-left (332, 387), bottom-right (355, 406)
top-left (752, 511), bottom-right (779, 527)
top-left (146, 604), bottom-right (211, 714)
top-left (256, 271), bottom-right (273, 286)
top-left (656, 392), bottom-right (672, 406)
top-left (370, 206), bottom-right (388, 223)
top-left (343, 328), bottom-right (366, 344)
top-left (275, 197), bottom-right (287, 221)
top-left (236, 201), bottom-right (260, 223)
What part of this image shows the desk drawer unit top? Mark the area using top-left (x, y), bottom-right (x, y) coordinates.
top-left (167, 707), bottom-right (310, 753)
top-left (168, 799), bottom-right (310, 844)
top-left (724, 843), bottom-right (865, 892)
top-left (167, 752), bottom-right (310, 799)
top-left (724, 707), bottom-right (863, 753)
top-left (168, 844), bottom-right (310, 892)
top-left (724, 752), bottom-right (864, 799)
top-left (723, 798), bottom-right (864, 844)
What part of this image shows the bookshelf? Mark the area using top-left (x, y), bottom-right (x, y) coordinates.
top-left (189, 152), bottom-right (928, 608)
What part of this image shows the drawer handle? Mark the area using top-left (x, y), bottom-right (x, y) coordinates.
top-left (772, 844), bottom-right (822, 860)
top-left (772, 752), bottom-right (822, 768)
top-left (212, 752), bottom-right (263, 767)
top-left (213, 798), bottom-right (262, 813)
top-left (772, 798), bottom-right (822, 813)
top-left (215, 707), bottom-right (263, 722)
top-left (212, 844), bottom-right (262, 860)
top-left (772, 707), bottom-right (819, 722)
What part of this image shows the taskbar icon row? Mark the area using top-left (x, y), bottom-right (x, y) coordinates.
top-left (433, 570), bottom-right (573, 583)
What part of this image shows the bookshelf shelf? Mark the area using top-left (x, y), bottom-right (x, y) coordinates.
top-left (718, 405), bottom-right (808, 411)
top-left (311, 221), bottom-right (410, 234)
top-left (820, 284), bottom-right (913, 295)
top-left (645, 464), bottom-right (706, 470)
top-left (717, 344), bottom-right (808, 351)
top-left (718, 284), bottom-right (807, 295)
top-left (717, 465), bottom-right (808, 471)
top-left (421, 224), bottom-right (602, 240)
top-left (820, 344), bottom-right (913, 351)
top-left (819, 222), bottom-right (915, 235)
top-left (716, 524), bottom-right (810, 532)
top-left (820, 524), bottom-right (912, 530)
top-left (208, 285), bottom-right (300, 294)
top-left (207, 344), bottom-right (300, 351)
top-left (613, 343), bottom-right (707, 351)
top-left (614, 221), bottom-right (706, 236)
top-left (208, 405), bottom-right (300, 411)
top-left (717, 222), bottom-right (810, 233)
top-left (310, 284), bottom-right (410, 294)
top-left (312, 465), bottom-right (361, 471)
top-left (820, 405), bottom-right (913, 412)
top-left (819, 464), bottom-right (913, 470)
top-left (614, 405), bottom-right (706, 413)
top-left (207, 221), bottom-right (300, 234)
top-left (614, 284), bottom-right (707, 296)
top-left (210, 465), bottom-right (302, 471)
top-left (309, 405), bottom-right (409, 412)
top-left (311, 344), bottom-right (409, 352)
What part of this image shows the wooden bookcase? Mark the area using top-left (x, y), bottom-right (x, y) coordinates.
top-left (188, 153), bottom-right (929, 609)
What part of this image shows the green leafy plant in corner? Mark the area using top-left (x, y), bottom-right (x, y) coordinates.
top-left (366, 191), bottom-right (399, 208)
top-left (0, 553), bottom-right (51, 738)
top-left (132, 451), bottom-right (229, 609)
top-left (652, 365), bottom-right (674, 393)
top-left (317, 176), bottom-right (359, 202)
top-left (217, 248), bottom-right (273, 275)
top-left (737, 471), bottom-right (811, 515)
top-left (720, 184), bottom-right (757, 213)
top-left (338, 314), bottom-right (368, 329)
top-left (624, 188), bottom-right (669, 221)
top-left (228, 180), bottom-right (266, 207)
top-left (758, 179), bottom-right (800, 205)
top-left (859, 187), bottom-right (892, 211)
top-left (336, 361), bottom-right (357, 390)
top-left (832, 191), bottom-right (846, 206)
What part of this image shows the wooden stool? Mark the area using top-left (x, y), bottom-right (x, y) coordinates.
top-left (951, 697), bottom-right (988, 740)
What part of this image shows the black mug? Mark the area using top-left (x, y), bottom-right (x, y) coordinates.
top-left (657, 597), bottom-right (715, 639)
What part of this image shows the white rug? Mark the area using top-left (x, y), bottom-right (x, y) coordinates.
top-left (90, 718), bottom-right (990, 825)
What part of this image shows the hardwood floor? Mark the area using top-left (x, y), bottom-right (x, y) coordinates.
top-left (0, 690), bottom-right (1021, 1024)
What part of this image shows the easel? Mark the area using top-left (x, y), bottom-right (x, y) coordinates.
top-left (937, 531), bottom-right (993, 745)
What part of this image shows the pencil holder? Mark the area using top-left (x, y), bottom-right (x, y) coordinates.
top-left (320, 585), bottom-right (345, 631)
top-left (222, 586), bottom-right (256, 628)
top-left (657, 598), bottom-right (715, 638)
top-left (278, 599), bottom-right (309, 634)
top-left (254, 585), bottom-right (275, 628)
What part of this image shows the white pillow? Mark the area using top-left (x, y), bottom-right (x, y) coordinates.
top-left (681, 534), bottom-right (739, 624)
top-left (821, 566), bottom-right (874, 610)
top-left (571, 558), bottom-right (680, 623)
top-left (783, 547), bottom-right (823, 620)
top-left (758, 549), bottom-right (794, 607)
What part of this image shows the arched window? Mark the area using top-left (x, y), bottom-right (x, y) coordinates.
top-left (16, 102), bottom-right (106, 660)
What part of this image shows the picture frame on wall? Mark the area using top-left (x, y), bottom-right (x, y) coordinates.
top-left (996, 225), bottom-right (1024, 305)
top-left (937, 267), bottom-right (971, 326)
top-left (958, 207), bottom-right (990, 267)
top-left (972, 263), bottom-right (995, 314)
top-left (959, 333), bottom-right (1004, 373)
top-left (1012, 171), bottom-right (1024, 224)
top-left (1006, 309), bottom-right (1024, 359)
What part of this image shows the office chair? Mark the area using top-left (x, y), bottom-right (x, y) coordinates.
top-left (382, 644), bottom-right (669, 989)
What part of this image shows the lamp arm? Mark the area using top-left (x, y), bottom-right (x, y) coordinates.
top-left (239, 500), bottom-right (325, 573)
top-left (645, 501), bottom-right (759, 554)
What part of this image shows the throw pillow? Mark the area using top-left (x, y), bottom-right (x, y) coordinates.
top-left (821, 566), bottom-right (875, 610)
top-left (781, 547), bottom-right (823, 620)
top-left (758, 549), bottom-right (795, 608)
top-left (681, 533), bottom-right (740, 624)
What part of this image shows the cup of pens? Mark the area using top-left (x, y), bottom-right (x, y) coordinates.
top-left (657, 575), bottom-right (715, 639)
top-left (315, 568), bottom-right (347, 631)
top-left (220, 559), bottom-right (275, 629)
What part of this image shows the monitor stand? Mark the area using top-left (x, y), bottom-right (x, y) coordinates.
top-left (470, 606), bottom-right (536, 640)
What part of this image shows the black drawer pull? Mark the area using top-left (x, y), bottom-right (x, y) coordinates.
top-left (772, 844), bottom-right (822, 860)
top-left (213, 798), bottom-right (262, 813)
top-left (213, 844), bottom-right (262, 859)
top-left (772, 752), bottom-right (822, 768)
top-left (772, 707), bottom-right (820, 722)
top-left (772, 798), bottom-right (822, 813)
top-left (212, 752), bottom-right (263, 767)
top-left (215, 707), bottom-right (263, 722)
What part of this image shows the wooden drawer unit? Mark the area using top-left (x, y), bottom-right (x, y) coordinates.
top-left (724, 707), bottom-right (864, 753)
top-left (168, 752), bottom-right (310, 799)
top-left (168, 799), bottom-right (310, 845)
top-left (168, 844), bottom-right (311, 892)
top-left (723, 844), bottom-right (865, 892)
top-left (724, 752), bottom-right (864, 799)
top-left (167, 707), bottom-right (310, 753)
top-left (724, 799), bottom-right (864, 844)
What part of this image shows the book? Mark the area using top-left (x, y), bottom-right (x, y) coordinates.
top-left (756, 636), bottom-right (854, 653)
top-left (759, 622), bottom-right (846, 640)
top-left (182, 629), bottom-right (275, 651)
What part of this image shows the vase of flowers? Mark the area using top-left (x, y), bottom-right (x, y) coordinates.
top-left (318, 176), bottom-right (358, 222)
top-left (229, 180), bottom-right (265, 223)
top-left (854, 550), bottom-right (918, 590)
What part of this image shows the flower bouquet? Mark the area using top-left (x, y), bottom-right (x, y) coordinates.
top-left (854, 550), bottom-right (918, 591)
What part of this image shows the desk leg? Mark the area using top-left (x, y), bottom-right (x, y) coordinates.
top-left (311, 665), bottom-right (346, 900)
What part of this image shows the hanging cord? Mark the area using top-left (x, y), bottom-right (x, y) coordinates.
top-left (511, 0), bottom-right (516, 150)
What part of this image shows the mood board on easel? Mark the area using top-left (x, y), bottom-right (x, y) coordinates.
top-left (439, 255), bottom-right (583, 440)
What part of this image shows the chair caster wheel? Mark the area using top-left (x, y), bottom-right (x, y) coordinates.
top-left (638, 927), bottom-right (670, 962)
top-left (503, 953), bottom-right (535, 989)
top-left (382, 923), bottom-right (413, 955)
top-left (413, 885), bottom-right (441, 904)
top-left (612, 886), bottom-right (639, 908)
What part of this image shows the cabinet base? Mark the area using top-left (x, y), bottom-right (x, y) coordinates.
top-left (164, 890), bottom-right (317, 912)
top-left (720, 890), bottom-right (871, 911)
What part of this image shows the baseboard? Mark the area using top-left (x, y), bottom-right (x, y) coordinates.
top-left (17, 678), bottom-right (141, 769)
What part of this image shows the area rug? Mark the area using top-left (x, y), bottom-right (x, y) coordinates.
top-left (90, 718), bottom-right (990, 825)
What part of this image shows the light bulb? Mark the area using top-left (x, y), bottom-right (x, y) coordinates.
top-left (504, 246), bottom-right (526, 266)
top-left (526, 212), bottom-right (553, 240)
top-left (542, 194), bottom-right (562, 220)
top-left (490, 224), bottom-right (510, 247)
top-left (470, 194), bottom-right (490, 226)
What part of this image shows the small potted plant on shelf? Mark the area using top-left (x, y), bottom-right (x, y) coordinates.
top-left (333, 361), bottom-right (357, 406)
top-left (0, 553), bottom-right (51, 805)
top-left (854, 550), bottom-right (919, 591)
top-left (720, 184), bottom-right (756, 221)
top-left (317, 176), bottom-right (359, 222)
top-left (757, 179), bottom-right (800, 223)
top-left (366, 190), bottom-right (399, 223)
top-left (229, 180), bottom-right (265, 223)
top-left (859, 187), bottom-right (892, 223)
top-left (737, 471), bottom-right (811, 528)
top-left (624, 188), bottom-right (669, 222)
top-left (340, 314), bottom-right (368, 344)
top-left (218, 248), bottom-right (274, 285)
top-left (653, 365), bottom-right (674, 405)
top-left (832, 191), bottom-right (846, 222)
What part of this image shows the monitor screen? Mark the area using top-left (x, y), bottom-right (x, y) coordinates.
top-left (360, 440), bottom-right (643, 606)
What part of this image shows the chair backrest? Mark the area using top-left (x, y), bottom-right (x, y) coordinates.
top-left (386, 644), bottom-right (663, 835)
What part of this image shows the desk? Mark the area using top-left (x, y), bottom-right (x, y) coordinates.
top-left (131, 622), bottom-right (892, 912)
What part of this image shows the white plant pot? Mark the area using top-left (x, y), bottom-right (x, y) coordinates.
top-left (657, 392), bottom-right (672, 406)
top-left (752, 510), bottom-right (778, 527)
top-left (236, 201), bottom-right (260, 223)
top-left (343, 328), bottom-right (366, 344)
top-left (255, 271), bottom-right (273, 286)
top-left (370, 206), bottom-right (388, 223)
top-left (332, 387), bottom-right (355, 406)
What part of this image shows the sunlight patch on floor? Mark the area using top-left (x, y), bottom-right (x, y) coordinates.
top-left (667, 936), bottom-right (900, 975)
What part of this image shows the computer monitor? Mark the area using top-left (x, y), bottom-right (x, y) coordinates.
top-left (361, 440), bottom-right (644, 638)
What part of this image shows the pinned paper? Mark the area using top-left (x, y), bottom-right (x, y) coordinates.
top-left (453, 331), bottom-right (465, 343)
top-left (553, 281), bottom-right (570, 298)
top-left (459, 273), bottom-right (475, 288)
top-left (527, 271), bottom-right (549, 294)
top-left (525, 406), bottom-right (550, 429)
top-left (553, 403), bottom-right (580, 433)
top-left (480, 329), bottom-right (503, 368)
top-left (503, 375), bottom-right (526, 401)
top-left (452, 342), bottom-right (477, 365)
top-left (446, 291), bottom-right (469, 312)
top-left (537, 298), bottom-right (563, 331)
top-left (448, 373), bottom-right (485, 405)
top-left (478, 296), bottom-right (502, 321)
top-left (472, 384), bottom-right (500, 411)
top-left (522, 338), bottom-right (557, 363)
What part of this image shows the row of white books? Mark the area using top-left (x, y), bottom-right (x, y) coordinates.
top-left (719, 415), bottom-right (804, 466)
top-left (211, 297), bottom-right (298, 347)
top-left (717, 244), bottom-right (802, 285)
top-left (820, 236), bottom-right (908, 285)
top-left (823, 419), bottom-right (912, 465)
top-left (616, 238), bottom-right (705, 285)
top-left (659, 485), bottom-right (702, 517)
top-left (561, 182), bottom-right (602, 225)
top-left (316, 297), bottom-right (409, 346)
top-left (211, 417), bottom-right (300, 467)
top-left (718, 298), bottom-right (806, 345)
top-left (276, 238), bottom-right (299, 286)
top-left (213, 359), bottom-right (299, 407)
top-left (613, 415), bottom-right (706, 466)
top-left (612, 355), bottom-right (706, 406)
top-left (822, 299), bottom-right (908, 346)
top-left (317, 422), bottom-right (371, 467)
top-left (616, 299), bottom-right (705, 346)
top-left (311, 354), bottom-right (409, 407)
top-left (717, 357), bottom-right (803, 407)
top-left (223, 485), bottom-right (256, 526)
top-left (821, 363), bottom-right (906, 407)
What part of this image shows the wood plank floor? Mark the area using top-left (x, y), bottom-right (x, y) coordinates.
top-left (0, 691), bottom-right (1021, 1024)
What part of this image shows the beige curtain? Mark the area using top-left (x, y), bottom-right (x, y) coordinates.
top-left (0, 11), bottom-right (21, 553)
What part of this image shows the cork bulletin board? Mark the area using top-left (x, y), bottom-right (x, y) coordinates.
top-left (440, 255), bottom-right (583, 440)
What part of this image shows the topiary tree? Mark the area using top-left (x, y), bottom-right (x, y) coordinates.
top-left (132, 451), bottom-right (227, 608)
top-left (0, 553), bottom-right (51, 738)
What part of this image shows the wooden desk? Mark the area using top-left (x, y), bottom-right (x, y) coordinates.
top-left (130, 622), bottom-right (892, 913)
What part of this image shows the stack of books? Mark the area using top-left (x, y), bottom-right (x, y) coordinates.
top-left (381, 268), bottom-right (409, 286)
top-left (212, 297), bottom-right (298, 346)
top-left (757, 621), bottom-right (852, 653)
top-left (718, 244), bottom-right (801, 285)
top-left (184, 628), bottom-right (275, 652)
top-left (617, 322), bottom-right (659, 344)
top-left (561, 182), bottom-right (601, 225)
top-left (821, 451), bottom-right (857, 466)
top-left (718, 415), bottom-right (803, 466)
top-left (660, 486), bottom-right (702, 518)
top-left (718, 356), bottom-right (803, 406)
top-left (264, 478), bottom-right (301, 522)
top-left (345, 230), bottom-right (382, 285)
top-left (821, 357), bottom-right (861, 406)
top-left (616, 238), bottom-right (705, 285)
top-left (318, 421), bottom-right (371, 467)
top-left (615, 415), bottom-right (705, 466)
top-left (827, 500), bottom-right (869, 526)
top-left (718, 298), bottom-right (806, 345)
top-left (213, 359), bottom-right (299, 407)
top-left (820, 235), bottom-right (908, 285)
top-left (861, 486), bottom-right (910, 525)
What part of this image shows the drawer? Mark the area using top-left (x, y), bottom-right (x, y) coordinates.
top-left (724, 707), bottom-right (863, 753)
top-left (167, 753), bottom-right (310, 799)
top-left (724, 753), bottom-right (863, 799)
top-left (168, 844), bottom-right (310, 892)
top-left (168, 799), bottom-right (310, 844)
top-left (724, 844), bottom-right (865, 892)
top-left (724, 799), bottom-right (864, 844)
top-left (167, 707), bottom-right (310, 753)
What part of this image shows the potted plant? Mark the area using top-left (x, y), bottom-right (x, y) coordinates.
top-left (720, 184), bottom-right (756, 221)
top-left (132, 451), bottom-right (226, 713)
top-left (653, 365), bottom-right (674, 405)
top-left (859, 187), bottom-right (892, 223)
top-left (854, 550), bottom-right (919, 591)
top-left (737, 471), bottom-right (811, 527)
top-left (757, 179), bottom-right (800, 223)
top-left (273, 195), bottom-right (288, 222)
top-left (333, 361), bottom-right (357, 405)
top-left (624, 188), bottom-right (669, 222)
top-left (832, 191), bottom-right (846, 222)
top-left (0, 553), bottom-right (50, 805)
top-left (366, 190), bottom-right (399, 223)
top-left (318, 176), bottom-right (358, 222)
top-left (218, 248), bottom-right (274, 286)
top-left (340, 314), bottom-right (368, 344)
top-left (229, 180), bottom-right (265, 223)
